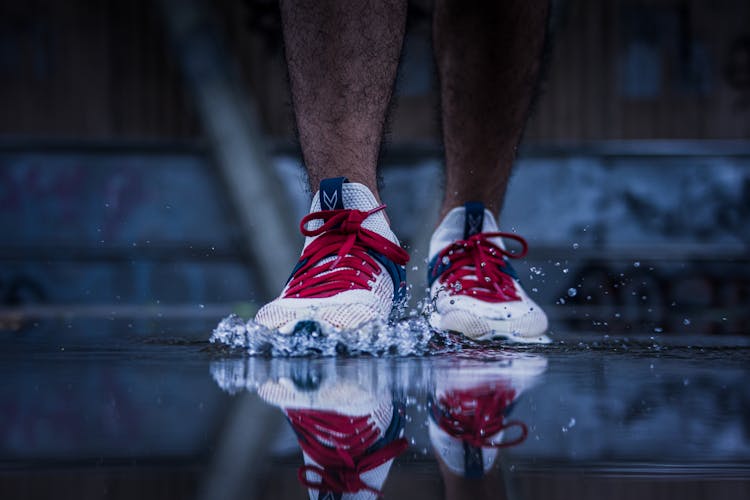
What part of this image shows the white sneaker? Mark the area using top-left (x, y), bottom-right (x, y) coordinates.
top-left (427, 202), bottom-right (549, 343)
top-left (428, 353), bottom-right (548, 477)
top-left (257, 365), bottom-right (407, 499)
top-left (255, 177), bottom-right (409, 335)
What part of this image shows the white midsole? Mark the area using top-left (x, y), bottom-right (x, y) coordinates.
top-left (429, 311), bottom-right (551, 344)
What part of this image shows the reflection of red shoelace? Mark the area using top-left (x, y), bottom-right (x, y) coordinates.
top-left (433, 232), bottom-right (528, 303)
top-left (287, 409), bottom-right (408, 495)
top-left (433, 385), bottom-right (527, 448)
top-left (284, 206), bottom-right (410, 299)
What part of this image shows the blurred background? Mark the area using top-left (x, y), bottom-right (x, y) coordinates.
top-left (0, 0), bottom-right (749, 337)
top-left (1, 2), bottom-right (750, 500)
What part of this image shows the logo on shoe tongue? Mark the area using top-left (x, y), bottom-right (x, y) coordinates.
top-left (320, 177), bottom-right (347, 211)
top-left (467, 214), bottom-right (482, 235)
top-left (463, 201), bottom-right (485, 238)
top-left (322, 191), bottom-right (338, 210)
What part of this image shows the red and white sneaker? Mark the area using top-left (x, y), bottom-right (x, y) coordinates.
top-left (255, 177), bottom-right (409, 335)
top-left (428, 354), bottom-right (547, 477)
top-left (257, 372), bottom-right (407, 499)
top-left (427, 202), bottom-right (549, 343)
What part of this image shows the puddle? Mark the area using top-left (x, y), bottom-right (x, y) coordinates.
top-left (2, 319), bottom-right (749, 499)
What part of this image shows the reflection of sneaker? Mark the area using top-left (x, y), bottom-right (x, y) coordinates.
top-left (255, 177), bottom-right (410, 335)
top-left (427, 202), bottom-right (549, 343)
top-left (258, 372), bottom-right (407, 499)
top-left (428, 354), bottom-right (547, 478)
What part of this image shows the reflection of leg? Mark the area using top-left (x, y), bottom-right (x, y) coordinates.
top-left (427, 1), bottom-right (551, 342)
top-left (438, 458), bottom-right (509, 500)
top-left (434, 0), bottom-right (549, 219)
top-left (280, 0), bottom-right (408, 196)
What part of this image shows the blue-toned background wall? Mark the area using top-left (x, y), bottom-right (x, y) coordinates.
top-left (0, 0), bottom-right (748, 336)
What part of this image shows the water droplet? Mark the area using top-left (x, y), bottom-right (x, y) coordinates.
top-left (634, 261), bottom-right (641, 268)
top-left (567, 288), bottom-right (577, 297)
top-left (683, 318), bottom-right (691, 326)
top-left (480, 262), bottom-right (487, 268)
top-left (654, 327), bottom-right (663, 333)
top-left (572, 243), bottom-right (579, 250)
top-left (441, 256), bottom-right (450, 265)
top-left (199, 304), bottom-right (205, 309)
top-left (562, 268), bottom-right (569, 274)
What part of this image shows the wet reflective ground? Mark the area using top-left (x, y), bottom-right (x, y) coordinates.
top-left (2, 320), bottom-right (750, 499)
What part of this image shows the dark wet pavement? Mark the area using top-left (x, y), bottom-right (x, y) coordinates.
top-left (2, 321), bottom-right (750, 499)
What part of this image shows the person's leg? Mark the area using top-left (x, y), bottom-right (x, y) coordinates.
top-left (279, 0), bottom-right (408, 198)
top-left (426, 1), bottom-right (551, 342)
top-left (434, 0), bottom-right (549, 219)
top-left (254, 1), bottom-right (410, 335)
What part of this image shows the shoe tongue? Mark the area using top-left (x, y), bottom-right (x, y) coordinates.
top-left (307, 178), bottom-right (398, 245)
top-left (463, 201), bottom-right (485, 239)
top-left (428, 202), bottom-right (502, 259)
top-left (319, 177), bottom-right (347, 211)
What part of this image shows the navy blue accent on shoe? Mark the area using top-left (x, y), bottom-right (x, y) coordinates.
top-left (286, 257), bottom-right (309, 284)
top-left (291, 361), bottom-right (324, 392)
top-left (463, 201), bottom-right (485, 239)
top-left (366, 400), bottom-right (406, 454)
top-left (463, 442), bottom-right (485, 478)
top-left (293, 320), bottom-right (322, 336)
top-left (501, 259), bottom-right (519, 280)
top-left (427, 253), bottom-right (450, 287)
top-left (319, 177), bottom-right (347, 210)
top-left (368, 249), bottom-right (407, 306)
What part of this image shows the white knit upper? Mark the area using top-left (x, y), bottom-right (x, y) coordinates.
top-left (255, 182), bottom-right (402, 334)
top-left (428, 206), bottom-right (548, 340)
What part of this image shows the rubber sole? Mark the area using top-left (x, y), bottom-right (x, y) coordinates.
top-left (429, 311), bottom-right (551, 344)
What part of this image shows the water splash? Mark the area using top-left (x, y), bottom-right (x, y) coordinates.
top-left (210, 314), bottom-right (466, 357)
top-left (209, 348), bottom-right (549, 395)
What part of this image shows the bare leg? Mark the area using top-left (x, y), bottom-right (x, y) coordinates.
top-left (438, 458), bottom-right (509, 500)
top-left (434, 0), bottom-right (550, 219)
top-left (279, 0), bottom-right (408, 198)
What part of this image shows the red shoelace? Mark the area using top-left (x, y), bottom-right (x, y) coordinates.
top-left (283, 206), bottom-right (410, 299)
top-left (287, 409), bottom-right (408, 495)
top-left (433, 232), bottom-right (528, 302)
top-left (434, 385), bottom-right (527, 449)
